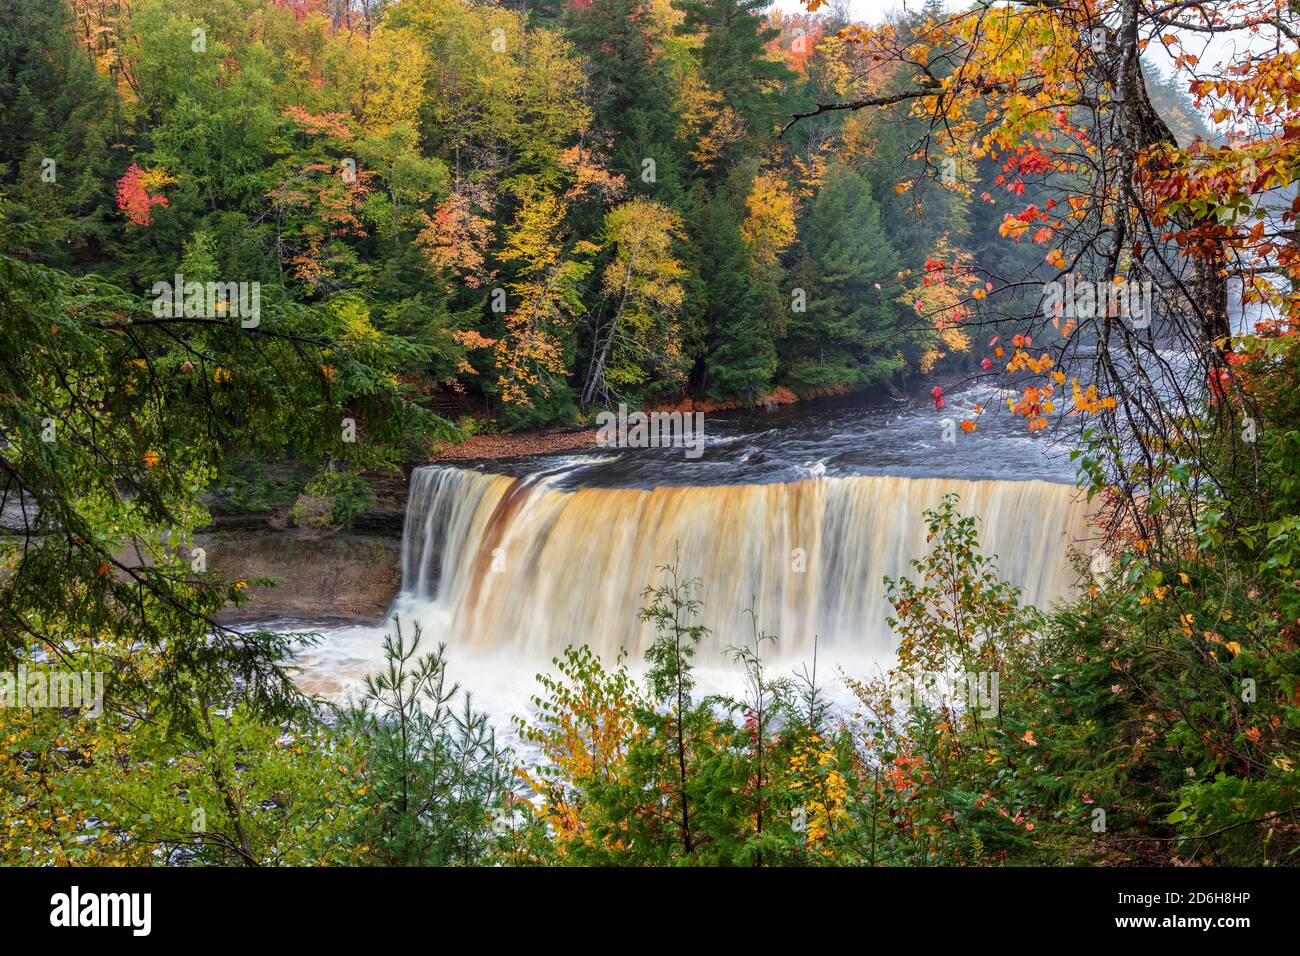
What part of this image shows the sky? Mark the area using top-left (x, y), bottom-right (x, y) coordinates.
top-left (766, 0), bottom-right (1268, 92)
top-left (770, 0), bottom-right (923, 22)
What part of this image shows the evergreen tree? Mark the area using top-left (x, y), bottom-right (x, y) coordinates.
top-left (0, 0), bottom-right (119, 266)
top-left (698, 198), bottom-right (775, 400)
top-left (569, 0), bottom-right (689, 207)
top-left (338, 619), bottom-right (518, 865)
top-left (787, 165), bottom-right (904, 390)
top-left (673, 0), bottom-right (794, 144)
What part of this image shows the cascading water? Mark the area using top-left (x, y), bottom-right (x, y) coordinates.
top-left (393, 464), bottom-right (1090, 663)
top-left (287, 387), bottom-right (1092, 721)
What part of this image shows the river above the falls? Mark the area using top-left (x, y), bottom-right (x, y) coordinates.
top-left (460, 381), bottom-right (1075, 489)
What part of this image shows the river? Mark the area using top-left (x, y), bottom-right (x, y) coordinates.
top-left (284, 383), bottom-right (1092, 740)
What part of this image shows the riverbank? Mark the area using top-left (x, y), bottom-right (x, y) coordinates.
top-left (432, 427), bottom-right (598, 461)
top-left (208, 527), bottom-right (401, 626)
top-left (425, 383), bottom-right (874, 462)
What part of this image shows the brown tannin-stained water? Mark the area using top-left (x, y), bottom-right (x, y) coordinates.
top-left (289, 384), bottom-right (1091, 735)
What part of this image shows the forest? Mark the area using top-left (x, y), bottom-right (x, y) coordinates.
top-left (1, 0), bottom-right (1299, 872)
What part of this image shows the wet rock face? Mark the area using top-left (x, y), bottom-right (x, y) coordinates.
top-left (349, 469), bottom-right (408, 536)
top-left (4, 467), bottom-right (414, 625)
top-left (205, 529), bottom-right (404, 626)
top-left (198, 467), bottom-right (412, 625)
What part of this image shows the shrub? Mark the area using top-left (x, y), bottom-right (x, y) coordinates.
top-left (337, 618), bottom-right (528, 865)
top-left (290, 469), bottom-right (376, 530)
top-left (289, 492), bottom-right (334, 530)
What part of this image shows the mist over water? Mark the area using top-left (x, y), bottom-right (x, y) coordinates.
top-left (290, 386), bottom-right (1090, 736)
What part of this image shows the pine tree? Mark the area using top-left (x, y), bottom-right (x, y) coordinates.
top-left (571, 0), bottom-right (690, 201)
top-left (673, 0), bottom-right (794, 144)
top-left (637, 558), bottom-right (711, 856)
top-left (787, 165), bottom-right (904, 389)
top-left (0, 0), bottom-right (118, 266)
top-left (698, 198), bottom-right (775, 400)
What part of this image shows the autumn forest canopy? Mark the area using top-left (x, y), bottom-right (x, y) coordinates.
top-left (2, 0), bottom-right (1300, 876)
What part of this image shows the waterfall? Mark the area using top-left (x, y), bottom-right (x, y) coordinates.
top-left (396, 465), bottom-right (1090, 662)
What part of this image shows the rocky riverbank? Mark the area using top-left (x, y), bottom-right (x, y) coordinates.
top-left (206, 468), bottom-right (410, 626)
top-left (206, 527), bottom-right (403, 626)
top-left (432, 427), bottom-right (597, 460)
